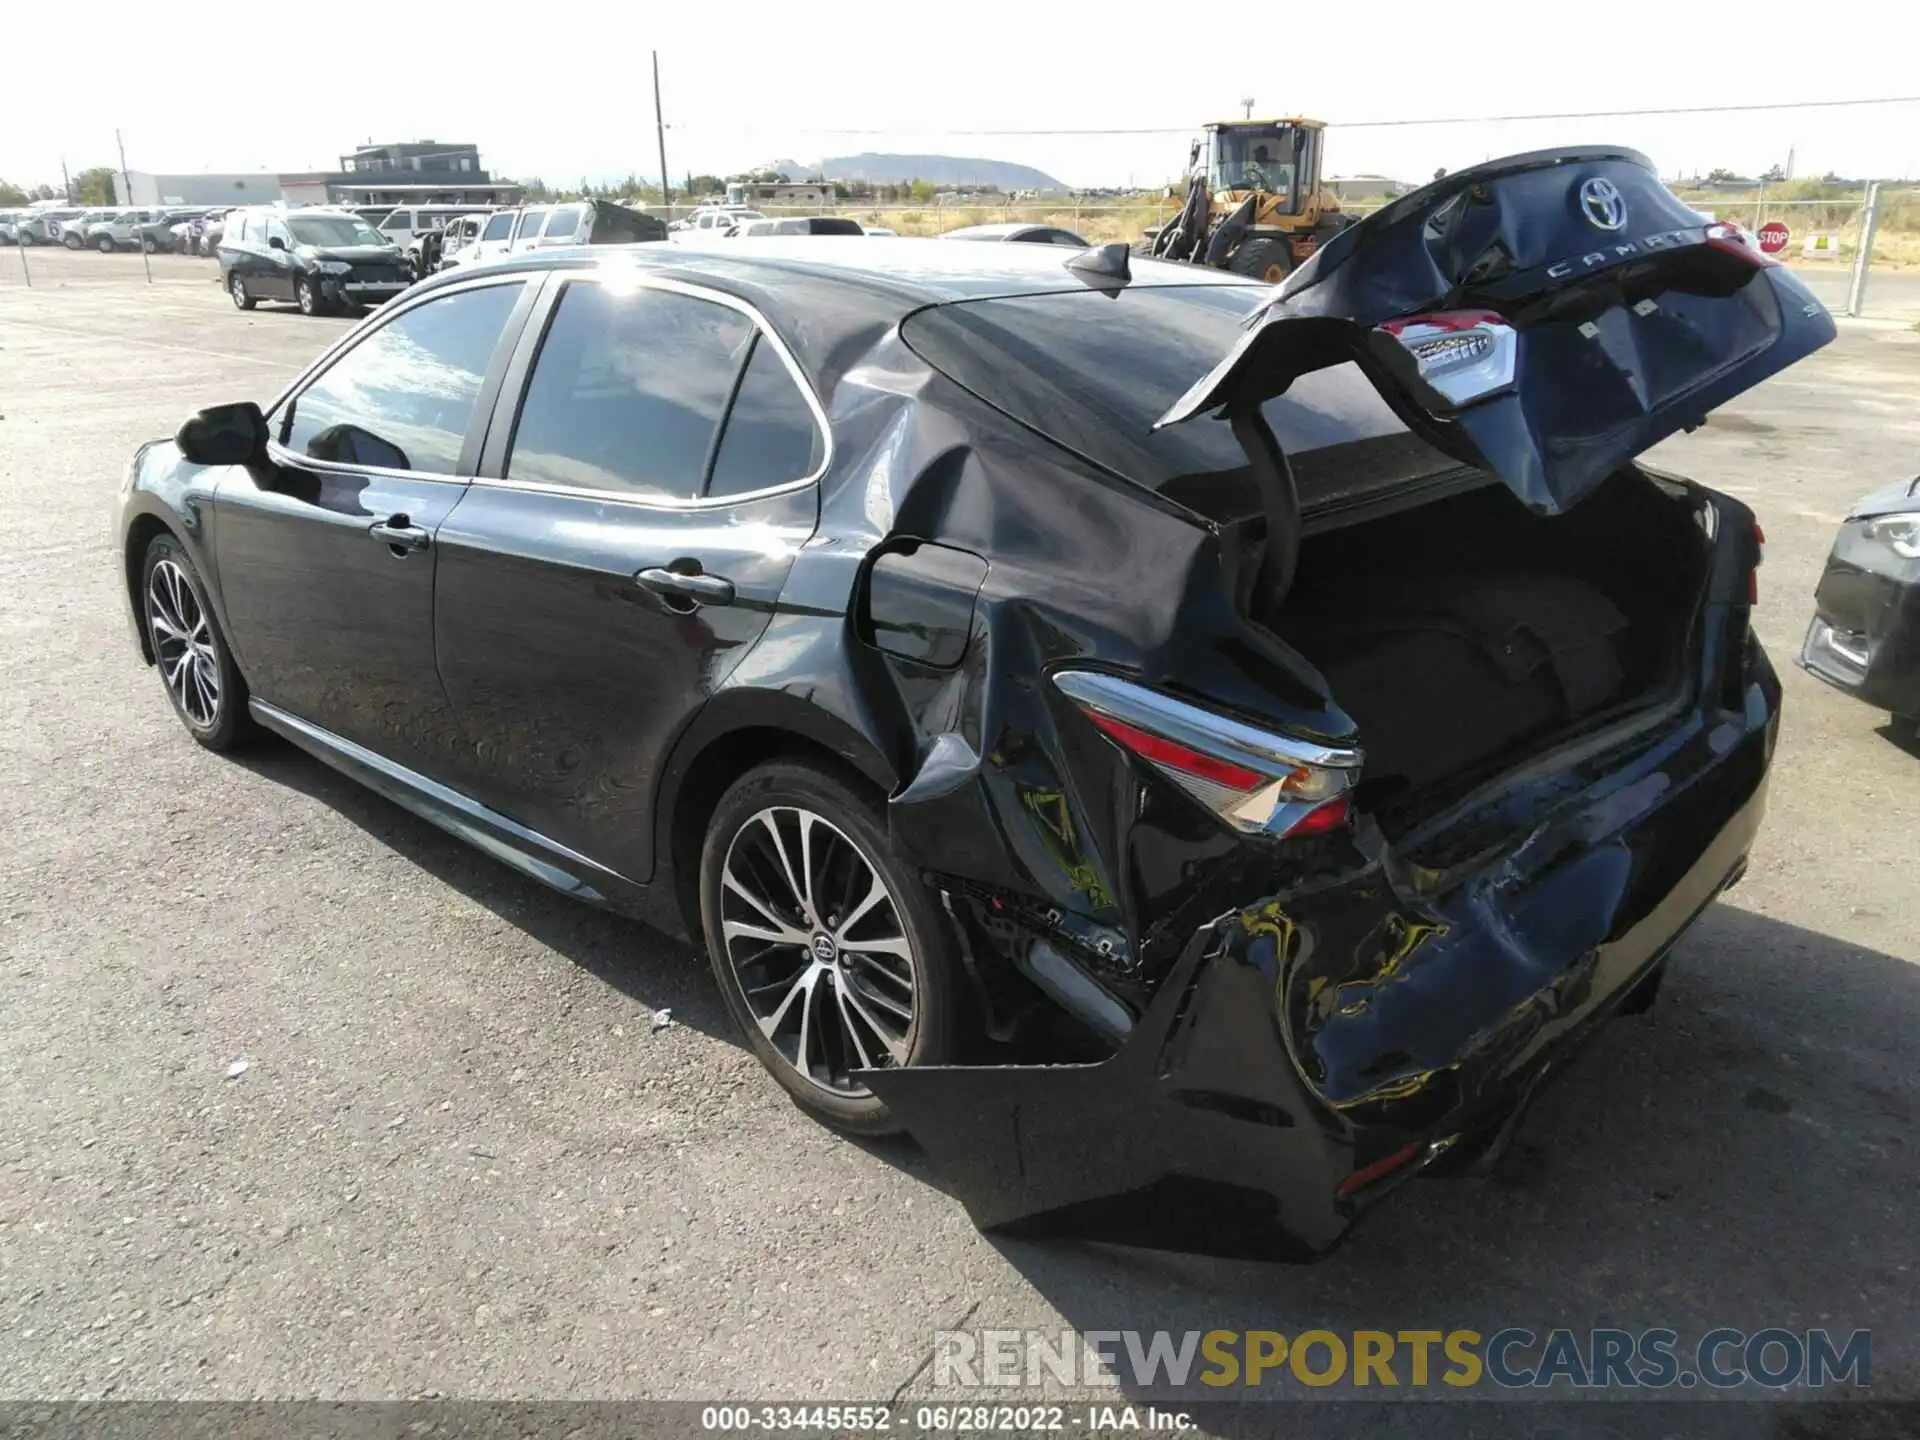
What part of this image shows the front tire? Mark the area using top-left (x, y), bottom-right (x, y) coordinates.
top-left (16, 231), bottom-right (32, 247)
top-left (96, 233), bottom-right (115, 254)
top-left (229, 272), bottom-right (254, 310)
top-left (140, 535), bottom-right (253, 751)
top-left (296, 276), bottom-right (321, 316)
top-left (62, 231), bottom-right (83, 250)
top-left (142, 235), bottom-right (159, 254)
top-left (699, 759), bottom-right (962, 1134)
top-left (1227, 235), bottom-right (1294, 284)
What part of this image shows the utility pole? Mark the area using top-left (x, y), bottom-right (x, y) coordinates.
top-left (652, 51), bottom-right (672, 218)
top-left (1240, 97), bottom-right (1255, 119)
top-left (116, 129), bottom-right (151, 285)
top-left (60, 157), bottom-right (73, 204)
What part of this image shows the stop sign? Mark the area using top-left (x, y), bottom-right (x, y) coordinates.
top-left (1757, 220), bottom-right (1791, 254)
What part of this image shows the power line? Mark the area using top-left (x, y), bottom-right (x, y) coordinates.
top-left (666, 93), bottom-right (1920, 138)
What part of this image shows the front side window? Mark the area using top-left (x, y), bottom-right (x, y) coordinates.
top-left (543, 208), bottom-right (580, 239)
top-left (481, 212), bottom-right (513, 242)
top-left (514, 208), bottom-right (551, 242)
top-left (506, 282), bottom-right (753, 501)
top-left (283, 282), bottom-right (523, 476)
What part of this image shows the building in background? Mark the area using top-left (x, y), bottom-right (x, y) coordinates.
top-left (116, 140), bottom-right (519, 210)
top-left (725, 180), bottom-right (839, 207)
top-left (113, 172), bottom-right (285, 206)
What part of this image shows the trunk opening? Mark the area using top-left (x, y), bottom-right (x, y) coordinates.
top-left (1264, 471), bottom-right (1711, 838)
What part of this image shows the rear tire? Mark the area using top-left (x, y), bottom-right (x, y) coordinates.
top-left (229, 272), bottom-right (254, 310)
top-left (1227, 236), bottom-right (1294, 284)
top-left (142, 235), bottom-right (159, 254)
top-left (140, 535), bottom-right (254, 752)
top-left (699, 758), bottom-right (962, 1134)
top-left (16, 231), bottom-right (32, 247)
top-left (63, 231), bottom-right (83, 250)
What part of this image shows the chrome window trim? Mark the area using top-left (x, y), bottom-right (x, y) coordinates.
top-left (475, 268), bottom-right (833, 513)
top-left (266, 271), bottom-right (534, 423)
top-left (1051, 669), bottom-right (1364, 774)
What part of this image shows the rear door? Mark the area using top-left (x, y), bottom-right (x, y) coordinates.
top-left (432, 272), bottom-right (824, 880)
top-left (212, 275), bottom-right (537, 779)
top-left (1159, 148), bottom-right (1838, 515)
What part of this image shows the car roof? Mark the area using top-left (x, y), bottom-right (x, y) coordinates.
top-left (416, 237), bottom-right (1258, 400)
top-left (941, 222), bottom-right (1055, 240)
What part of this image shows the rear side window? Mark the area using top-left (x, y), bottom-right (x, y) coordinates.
top-left (283, 282), bottom-right (523, 475)
top-left (382, 211), bottom-right (412, 231)
top-left (543, 208), bottom-right (579, 239)
top-left (707, 336), bottom-right (823, 498)
top-left (481, 212), bottom-right (513, 241)
top-left (515, 209), bottom-right (550, 241)
top-left (506, 282), bottom-right (753, 500)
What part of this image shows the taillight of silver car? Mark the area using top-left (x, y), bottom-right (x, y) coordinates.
top-left (1051, 671), bottom-right (1362, 840)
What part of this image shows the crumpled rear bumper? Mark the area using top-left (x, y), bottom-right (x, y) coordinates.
top-left (866, 679), bottom-right (1776, 1261)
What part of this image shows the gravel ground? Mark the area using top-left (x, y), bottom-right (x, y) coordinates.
top-left (1, 251), bottom-right (1917, 1424)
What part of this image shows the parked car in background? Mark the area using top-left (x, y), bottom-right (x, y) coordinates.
top-left (219, 207), bottom-right (409, 316)
top-left (86, 209), bottom-right (170, 253)
top-left (115, 149), bottom-right (1834, 1256)
top-left (169, 209), bottom-right (227, 255)
top-left (374, 204), bottom-right (494, 249)
top-left (506, 199), bottom-right (667, 254)
top-left (48, 208), bottom-right (104, 247)
top-left (430, 213), bottom-right (491, 271)
top-left (1801, 477), bottom-right (1920, 737)
top-left (732, 217), bottom-right (866, 237)
top-left (135, 210), bottom-right (202, 253)
top-left (673, 206), bottom-right (765, 235)
top-left (0, 211), bottom-right (21, 244)
top-left (940, 221), bottom-right (1091, 247)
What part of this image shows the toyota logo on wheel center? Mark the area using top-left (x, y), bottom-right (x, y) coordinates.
top-left (1579, 176), bottom-right (1628, 231)
top-left (810, 933), bottom-right (838, 963)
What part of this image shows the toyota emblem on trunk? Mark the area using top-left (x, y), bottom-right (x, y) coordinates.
top-left (1580, 177), bottom-right (1628, 231)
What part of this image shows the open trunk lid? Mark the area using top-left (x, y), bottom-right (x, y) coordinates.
top-left (1158, 146), bottom-right (1837, 514)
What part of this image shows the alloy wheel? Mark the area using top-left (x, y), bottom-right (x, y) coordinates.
top-left (146, 559), bottom-right (221, 728)
top-left (718, 806), bottom-right (919, 1096)
top-left (230, 274), bottom-right (247, 307)
top-left (297, 278), bottom-right (317, 315)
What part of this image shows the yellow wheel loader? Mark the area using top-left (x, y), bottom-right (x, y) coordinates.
top-left (1148, 118), bottom-right (1354, 283)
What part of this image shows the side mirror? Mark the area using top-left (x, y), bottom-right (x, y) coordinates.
top-left (176, 401), bottom-right (268, 467)
top-left (268, 235), bottom-right (286, 251)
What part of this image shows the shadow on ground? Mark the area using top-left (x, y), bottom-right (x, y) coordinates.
top-left (241, 740), bottom-right (1914, 1435)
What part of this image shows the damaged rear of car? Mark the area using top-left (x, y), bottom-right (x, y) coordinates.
top-left (856, 148), bottom-right (1833, 1257)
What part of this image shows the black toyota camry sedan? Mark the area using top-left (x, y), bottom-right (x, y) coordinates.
top-left (116, 148), bottom-right (1833, 1259)
top-left (1801, 478), bottom-right (1920, 735)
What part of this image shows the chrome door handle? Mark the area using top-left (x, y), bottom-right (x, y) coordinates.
top-left (370, 519), bottom-right (430, 553)
top-left (637, 566), bottom-right (735, 607)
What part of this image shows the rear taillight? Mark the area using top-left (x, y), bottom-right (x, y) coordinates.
top-left (1704, 221), bottom-right (1780, 268)
top-left (1375, 309), bottom-right (1517, 411)
top-left (1052, 671), bottom-right (1362, 840)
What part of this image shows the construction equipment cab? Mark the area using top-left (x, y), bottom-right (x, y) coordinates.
top-left (1151, 117), bottom-right (1352, 283)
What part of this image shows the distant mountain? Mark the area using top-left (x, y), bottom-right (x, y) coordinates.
top-left (819, 152), bottom-right (1067, 192)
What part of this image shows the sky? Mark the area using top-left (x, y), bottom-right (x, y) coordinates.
top-left (4, 1), bottom-right (1917, 193)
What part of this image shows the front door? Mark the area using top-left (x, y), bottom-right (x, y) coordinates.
top-left (213, 275), bottom-right (535, 778)
top-left (433, 273), bottom-right (825, 881)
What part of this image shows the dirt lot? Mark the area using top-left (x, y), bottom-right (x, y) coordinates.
top-left (2, 250), bottom-right (1918, 1422)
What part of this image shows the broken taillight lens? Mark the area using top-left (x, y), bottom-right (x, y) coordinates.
top-left (1052, 671), bottom-right (1362, 840)
top-left (1375, 309), bottom-right (1517, 411)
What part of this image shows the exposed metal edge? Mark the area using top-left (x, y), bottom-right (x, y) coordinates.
top-left (247, 700), bottom-right (627, 898)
